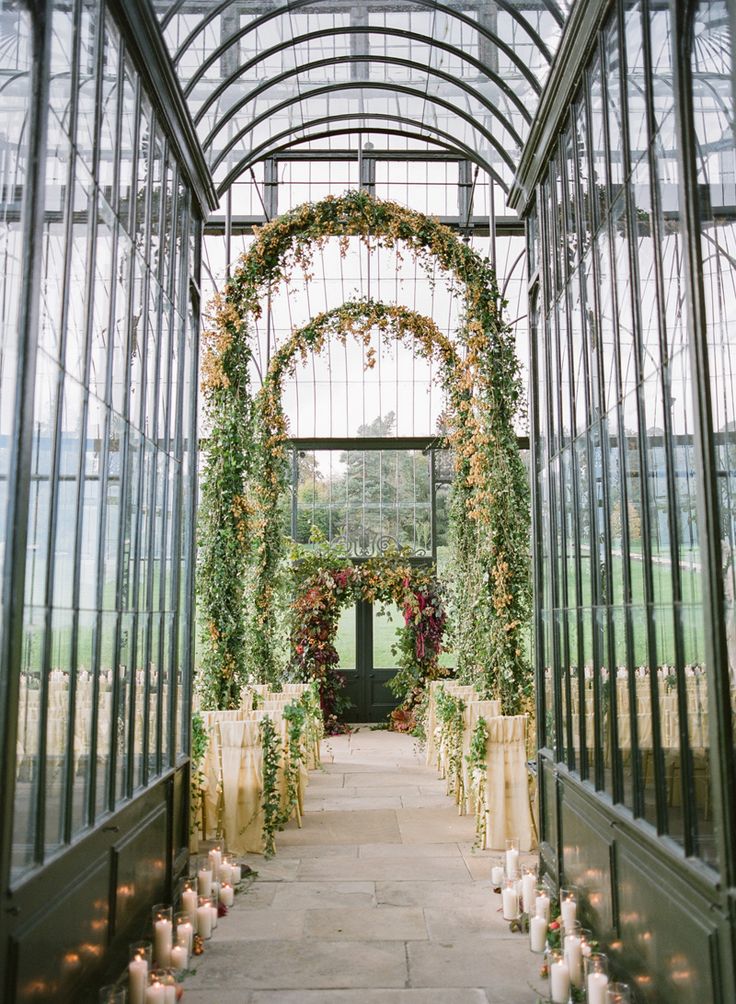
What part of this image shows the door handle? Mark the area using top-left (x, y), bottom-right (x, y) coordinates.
top-left (369, 673), bottom-right (375, 679)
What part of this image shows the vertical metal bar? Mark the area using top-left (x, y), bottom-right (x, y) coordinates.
top-left (82, 0), bottom-right (107, 832)
top-left (0, 0), bottom-right (52, 893)
top-left (224, 186), bottom-right (232, 282)
top-left (615, 0), bottom-right (644, 819)
top-left (641, 0), bottom-right (693, 846)
top-left (671, 0), bottom-right (736, 882)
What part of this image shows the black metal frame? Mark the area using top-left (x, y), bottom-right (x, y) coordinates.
top-left (514, 0), bottom-right (736, 999)
top-left (0, 1), bottom-right (210, 999)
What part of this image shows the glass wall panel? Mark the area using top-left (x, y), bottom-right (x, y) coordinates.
top-left (9, 1), bottom-right (196, 879)
top-left (0, 0), bottom-right (32, 713)
top-left (691, 0), bottom-right (736, 867)
top-left (534, 0), bottom-right (712, 863)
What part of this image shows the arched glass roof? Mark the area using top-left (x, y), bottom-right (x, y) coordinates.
top-left (154, 0), bottom-right (572, 206)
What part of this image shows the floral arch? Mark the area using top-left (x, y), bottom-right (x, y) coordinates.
top-left (198, 191), bottom-right (531, 718)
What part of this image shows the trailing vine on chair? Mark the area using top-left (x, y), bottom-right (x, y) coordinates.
top-left (435, 687), bottom-right (466, 800)
top-left (259, 716), bottom-right (283, 858)
top-left (466, 716), bottom-right (489, 848)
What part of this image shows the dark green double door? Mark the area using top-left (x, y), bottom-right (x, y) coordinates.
top-left (336, 600), bottom-right (403, 722)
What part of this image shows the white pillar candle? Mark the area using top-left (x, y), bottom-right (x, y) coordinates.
top-left (170, 944), bottom-right (188, 971)
top-left (491, 866), bottom-right (504, 887)
top-left (521, 872), bottom-right (536, 913)
top-left (164, 985), bottom-right (176, 1004)
top-left (208, 848), bottom-right (222, 881)
top-left (560, 896), bottom-right (577, 928)
top-left (501, 885), bottom-right (519, 920)
top-left (219, 863), bottom-right (233, 885)
top-left (153, 918), bottom-right (172, 968)
top-left (530, 914), bottom-right (547, 953)
top-left (587, 971), bottom-right (609, 1004)
top-left (128, 958), bottom-right (148, 1004)
top-left (197, 866), bottom-right (213, 898)
top-left (565, 933), bottom-right (583, 987)
top-left (145, 984), bottom-right (165, 1003)
top-left (197, 903), bottom-right (213, 939)
top-left (535, 892), bottom-right (550, 922)
top-left (181, 889), bottom-right (198, 927)
top-left (176, 920), bottom-right (193, 954)
top-left (231, 864), bottom-right (242, 884)
top-left (550, 959), bottom-right (571, 1003)
top-left (210, 902), bottom-right (219, 929)
top-left (220, 883), bottom-right (234, 907)
top-left (505, 848), bottom-right (519, 879)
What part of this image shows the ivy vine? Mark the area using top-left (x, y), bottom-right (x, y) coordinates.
top-left (259, 716), bottom-right (282, 858)
top-left (435, 687), bottom-right (466, 800)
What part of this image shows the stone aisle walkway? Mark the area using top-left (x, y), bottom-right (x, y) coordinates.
top-left (185, 728), bottom-right (540, 1003)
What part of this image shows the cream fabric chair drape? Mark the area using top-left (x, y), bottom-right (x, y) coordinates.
top-left (218, 719), bottom-right (264, 855)
top-left (460, 699), bottom-right (501, 813)
top-left (484, 715), bottom-right (534, 852)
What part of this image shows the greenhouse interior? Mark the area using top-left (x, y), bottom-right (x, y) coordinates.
top-left (1, 0), bottom-right (735, 1001)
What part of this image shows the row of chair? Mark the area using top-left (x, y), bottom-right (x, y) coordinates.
top-left (425, 681), bottom-right (535, 852)
top-left (193, 684), bottom-right (323, 856)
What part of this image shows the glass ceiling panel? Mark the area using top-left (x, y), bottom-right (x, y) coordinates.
top-left (154, 0), bottom-right (572, 200)
top-left (200, 160), bottom-right (529, 441)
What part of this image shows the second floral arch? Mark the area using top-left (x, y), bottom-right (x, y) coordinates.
top-left (198, 189), bottom-right (531, 719)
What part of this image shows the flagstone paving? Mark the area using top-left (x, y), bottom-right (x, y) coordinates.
top-left (186, 728), bottom-right (544, 1003)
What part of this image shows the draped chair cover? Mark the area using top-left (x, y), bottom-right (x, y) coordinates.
top-left (484, 715), bottom-right (534, 852)
top-left (460, 699), bottom-right (501, 812)
top-left (218, 719), bottom-right (264, 855)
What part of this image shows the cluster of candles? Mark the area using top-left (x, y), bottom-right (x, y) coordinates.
top-left (121, 846), bottom-right (243, 1004)
top-left (491, 843), bottom-right (634, 1003)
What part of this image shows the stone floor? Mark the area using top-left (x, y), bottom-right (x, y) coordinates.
top-left (185, 728), bottom-right (542, 1003)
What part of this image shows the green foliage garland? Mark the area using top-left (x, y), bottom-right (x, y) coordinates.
top-left (466, 716), bottom-right (489, 847)
top-left (259, 716), bottom-right (282, 858)
top-left (435, 687), bottom-right (465, 799)
top-left (289, 533), bottom-right (448, 733)
top-left (199, 191), bottom-right (531, 714)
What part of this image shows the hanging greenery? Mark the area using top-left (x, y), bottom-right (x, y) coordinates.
top-left (259, 716), bottom-right (283, 858)
top-left (435, 687), bottom-right (466, 799)
top-left (289, 532), bottom-right (448, 734)
top-left (199, 190), bottom-right (531, 715)
top-left (466, 716), bottom-right (489, 848)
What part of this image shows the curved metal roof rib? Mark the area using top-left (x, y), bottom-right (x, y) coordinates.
top-left (154, 0), bottom-right (571, 198)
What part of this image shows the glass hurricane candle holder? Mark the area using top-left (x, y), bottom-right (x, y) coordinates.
top-left (520, 865), bottom-right (537, 914)
top-left (174, 911), bottom-right (194, 954)
top-left (562, 920), bottom-right (583, 988)
top-left (128, 941), bottom-right (151, 1004)
top-left (197, 855), bottom-right (213, 897)
top-left (98, 985), bottom-right (125, 1003)
top-left (197, 896), bottom-right (214, 939)
top-left (548, 948), bottom-right (571, 1004)
top-left (148, 969), bottom-right (176, 1003)
top-left (607, 982), bottom-right (633, 1003)
top-left (504, 838), bottom-right (520, 879)
top-left (179, 877), bottom-right (198, 926)
top-left (208, 844), bottom-right (223, 881)
top-left (501, 878), bottom-right (520, 921)
top-left (219, 854), bottom-right (233, 886)
top-left (535, 886), bottom-right (551, 922)
top-left (490, 855), bottom-right (504, 890)
top-left (529, 910), bottom-right (547, 954)
top-left (559, 887), bottom-right (577, 928)
top-left (585, 953), bottom-right (609, 1004)
top-left (151, 904), bottom-right (173, 968)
